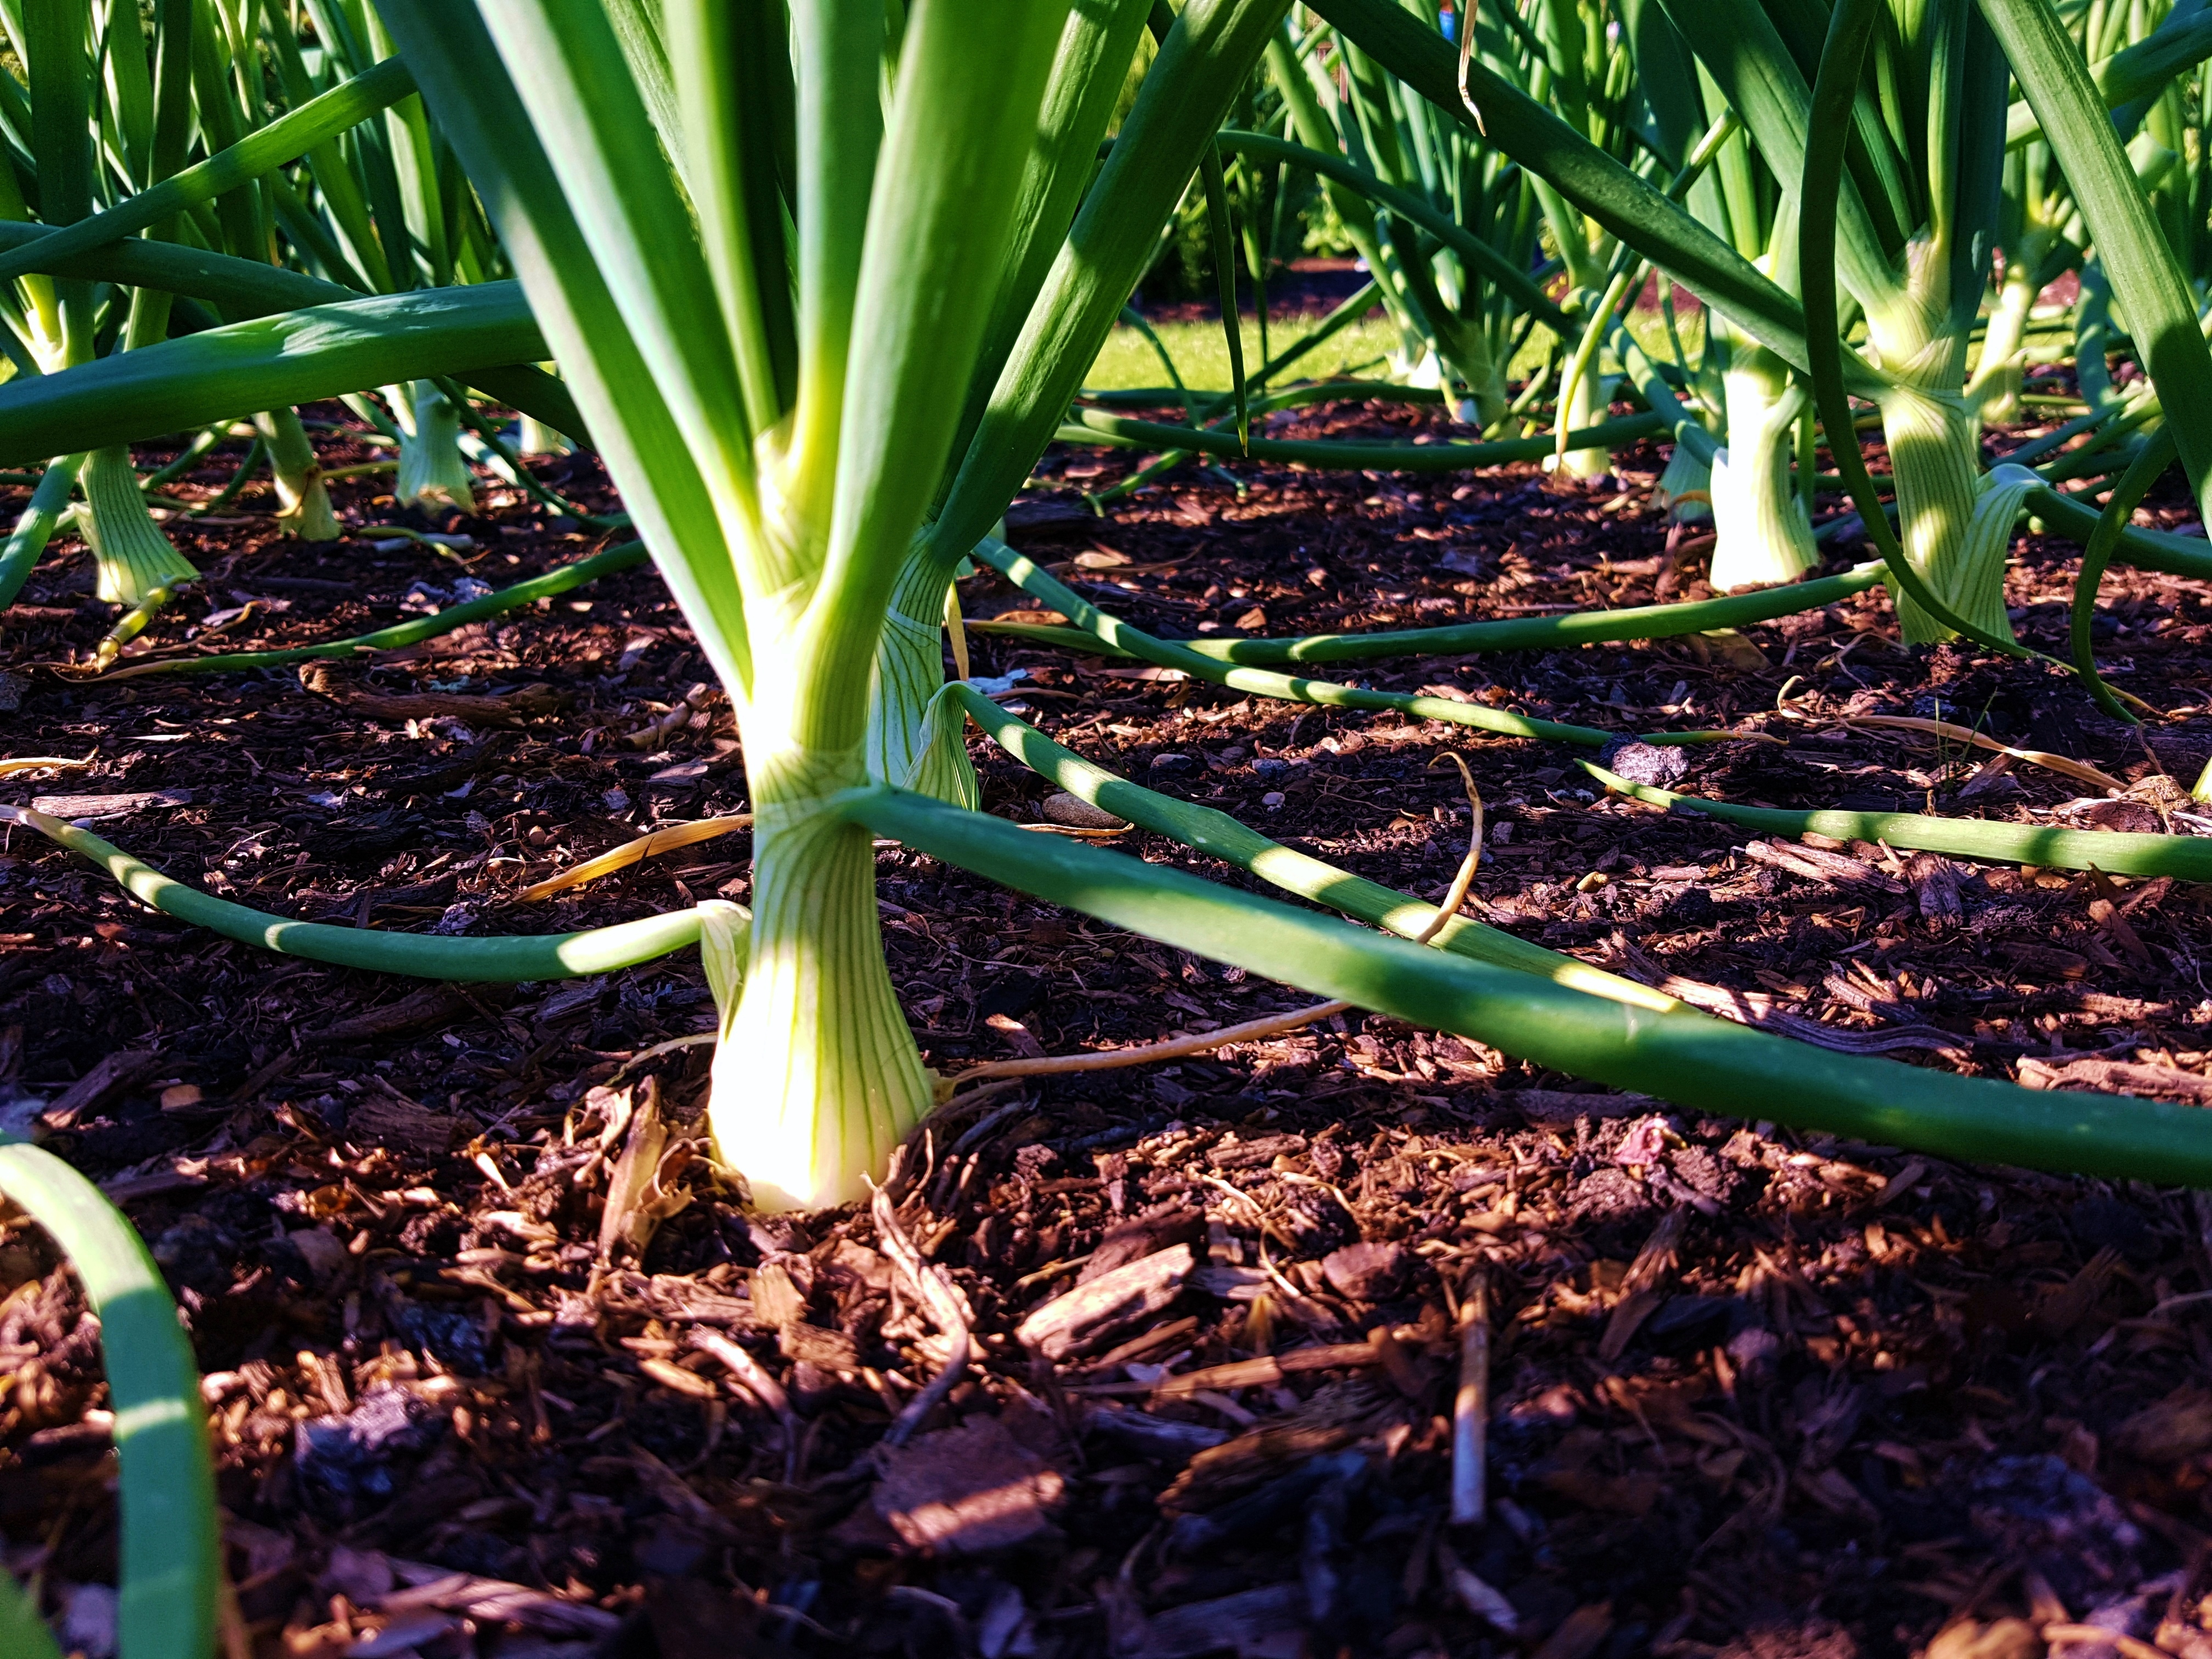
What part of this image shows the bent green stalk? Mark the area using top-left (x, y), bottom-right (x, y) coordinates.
top-left (1057, 405), bottom-right (1666, 470)
top-left (6, 806), bottom-right (704, 980)
top-left (0, 285), bottom-right (550, 467)
top-left (1076, 378), bottom-right (1443, 507)
top-left (971, 534), bottom-right (1725, 748)
top-left (977, 540), bottom-right (2211, 884)
top-left (852, 785), bottom-right (2212, 1186)
top-left (0, 1139), bottom-right (215, 1659)
top-left (1584, 764), bottom-right (2212, 881)
top-left (2024, 482), bottom-right (2212, 582)
top-left (2070, 428), bottom-right (2179, 721)
top-left (971, 563), bottom-right (1887, 664)
top-left (100, 540), bottom-right (650, 679)
top-left (0, 454), bottom-right (84, 610)
top-left (953, 684), bottom-right (1672, 1011)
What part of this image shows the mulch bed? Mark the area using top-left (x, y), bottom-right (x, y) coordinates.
top-left (7, 394), bottom-right (2212, 1659)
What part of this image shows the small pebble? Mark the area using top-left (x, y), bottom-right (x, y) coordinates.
top-left (1597, 736), bottom-right (1690, 787)
top-left (1261, 791), bottom-right (1285, 809)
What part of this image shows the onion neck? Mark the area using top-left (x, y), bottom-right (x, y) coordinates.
top-left (707, 736), bottom-right (929, 1212)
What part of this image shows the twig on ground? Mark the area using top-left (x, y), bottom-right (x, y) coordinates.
top-left (947, 998), bottom-right (1353, 1087)
top-left (939, 753), bottom-right (1486, 1096)
top-left (1798, 709), bottom-right (2129, 794)
top-left (688, 1327), bottom-right (800, 1484)
top-left (871, 1172), bottom-right (973, 1450)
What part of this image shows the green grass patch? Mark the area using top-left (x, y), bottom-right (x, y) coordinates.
top-left (1083, 308), bottom-right (1707, 397)
top-left (1084, 314), bottom-right (1405, 392)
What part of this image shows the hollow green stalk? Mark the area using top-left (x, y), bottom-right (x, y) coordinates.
top-left (974, 535), bottom-right (1761, 747)
top-left (95, 583), bottom-right (185, 670)
top-left (1585, 764), bottom-right (2212, 881)
top-left (867, 0), bottom-right (1296, 814)
top-left (1056, 405), bottom-right (1666, 470)
top-left (1551, 353), bottom-right (1620, 479)
top-left (0, 453), bottom-right (84, 610)
top-left (100, 540), bottom-right (650, 679)
top-left (5, 805), bottom-right (706, 979)
top-left (0, 286), bottom-right (554, 469)
top-left (972, 564), bottom-right (1886, 664)
top-left (2070, 427), bottom-right (2178, 720)
top-left (975, 542), bottom-right (2208, 884)
top-left (955, 685), bottom-right (1673, 1011)
top-left (853, 785), bottom-right (2212, 1186)
top-left (0, 1139), bottom-right (215, 1659)
top-left (1967, 243), bottom-right (2042, 424)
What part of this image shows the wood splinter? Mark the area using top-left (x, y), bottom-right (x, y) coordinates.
top-left (1451, 1269), bottom-right (1489, 1527)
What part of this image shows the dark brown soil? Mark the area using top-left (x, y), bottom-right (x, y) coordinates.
top-left (7, 397), bottom-right (2212, 1659)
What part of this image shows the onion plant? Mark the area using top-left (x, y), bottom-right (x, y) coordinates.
top-left (370, 0), bottom-right (1301, 1210)
top-left (0, 0), bottom-right (201, 622)
top-left (1622, 2), bottom-right (1821, 590)
top-left (1659, 0), bottom-right (2028, 641)
top-left (0, 0), bottom-right (546, 628)
top-left (1801, 0), bottom-right (2212, 653)
top-left (278, 1), bottom-right (506, 512)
